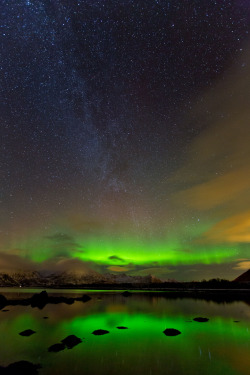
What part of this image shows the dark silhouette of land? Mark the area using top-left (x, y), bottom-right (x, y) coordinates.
top-left (234, 269), bottom-right (250, 283)
top-left (0, 270), bottom-right (249, 308)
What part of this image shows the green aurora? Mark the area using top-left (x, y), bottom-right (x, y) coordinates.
top-left (24, 234), bottom-right (237, 266)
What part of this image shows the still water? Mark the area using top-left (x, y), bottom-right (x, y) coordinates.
top-left (0, 289), bottom-right (249, 375)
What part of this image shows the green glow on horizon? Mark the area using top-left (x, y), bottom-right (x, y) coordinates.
top-left (71, 236), bottom-right (236, 266)
top-left (24, 234), bottom-right (237, 266)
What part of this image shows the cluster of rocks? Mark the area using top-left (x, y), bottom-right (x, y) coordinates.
top-left (0, 290), bottom-right (216, 374)
top-left (48, 335), bottom-right (83, 352)
top-left (0, 361), bottom-right (41, 375)
top-left (0, 291), bottom-right (92, 310)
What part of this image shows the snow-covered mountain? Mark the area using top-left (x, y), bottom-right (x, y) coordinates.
top-left (0, 270), bottom-right (162, 287)
top-left (102, 273), bottom-right (162, 284)
top-left (0, 271), bottom-right (45, 286)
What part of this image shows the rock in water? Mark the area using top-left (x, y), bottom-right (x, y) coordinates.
top-left (30, 291), bottom-right (48, 309)
top-left (122, 291), bottom-right (132, 297)
top-left (5, 361), bottom-right (41, 374)
top-left (80, 294), bottom-right (92, 302)
top-left (0, 294), bottom-right (7, 308)
top-left (48, 343), bottom-right (66, 352)
top-left (116, 326), bottom-right (128, 329)
top-left (19, 329), bottom-right (36, 336)
top-left (61, 335), bottom-right (82, 349)
top-left (163, 329), bottom-right (181, 336)
top-left (193, 317), bottom-right (209, 322)
top-left (92, 329), bottom-right (110, 335)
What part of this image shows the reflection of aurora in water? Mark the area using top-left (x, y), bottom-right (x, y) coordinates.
top-left (0, 292), bottom-right (249, 375)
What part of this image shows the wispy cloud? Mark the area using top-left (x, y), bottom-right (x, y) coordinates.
top-left (233, 260), bottom-right (250, 270)
top-left (108, 255), bottom-right (125, 262)
top-left (170, 47), bottom-right (250, 245)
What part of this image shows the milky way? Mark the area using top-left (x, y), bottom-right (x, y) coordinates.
top-left (1, 0), bottom-right (250, 280)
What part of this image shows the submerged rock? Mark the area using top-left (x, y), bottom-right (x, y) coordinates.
top-left (116, 326), bottom-right (128, 329)
top-left (48, 343), bottom-right (66, 352)
top-left (163, 329), bottom-right (181, 336)
top-left (79, 294), bottom-right (92, 302)
top-left (19, 329), bottom-right (36, 336)
top-left (92, 329), bottom-right (110, 335)
top-left (122, 291), bottom-right (132, 297)
top-left (0, 294), bottom-right (7, 307)
top-left (3, 361), bottom-right (41, 374)
top-left (61, 335), bottom-right (82, 349)
top-left (30, 291), bottom-right (48, 309)
top-left (193, 317), bottom-right (209, 322)
top-left (49, 296), bottom-right (75, 305)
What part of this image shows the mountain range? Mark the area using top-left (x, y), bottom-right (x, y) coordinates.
top-left (0, 270), bottom-right (162, 287)
top-left (0, 269), bottom-right (249, 287)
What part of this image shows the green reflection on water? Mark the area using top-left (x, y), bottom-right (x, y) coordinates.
top-left (0, 293), bottom-right (249, 375)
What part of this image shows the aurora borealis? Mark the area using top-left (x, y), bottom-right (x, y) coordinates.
top-left (1, 0), bottom-right (250, 280)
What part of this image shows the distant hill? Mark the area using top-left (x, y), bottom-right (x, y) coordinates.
top-left (0, 271), bottom-right (45, 287)
top-left (234, 269), bottom-right (250, 283)
top-left (0, 270), bottom-right (162, 287)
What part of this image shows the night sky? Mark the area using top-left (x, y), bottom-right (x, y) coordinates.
top-left (1, 0), bottom-right (250, 280)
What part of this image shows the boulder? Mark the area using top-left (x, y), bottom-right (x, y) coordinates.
top-left (19, 329), bottom-right (36, 337)
top-left (4, 361), bottom-right (41, 374)
top-left (79, 294), bottom-right (92, 302)
top-left (193, 317), bottom-right (209, 322)
top-left (0, 294), bottom-right (7, 308)
top-left (48, 296), bottom-right (74, 305)
top-left (61, 335), bottom-right (82, 349)
top-left (48, 343), bottom-right (66, 352)
top-left (92, 329), bottom-right (110, 335)
top-left (30, 291), bottom-right (48, 309)
top-left (121, 291), bottom-right (132, 297)
top-left (163, 328), bottom-right (181, 336)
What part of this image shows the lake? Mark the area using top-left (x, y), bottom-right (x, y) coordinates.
top-left (0, 289), bottom-right (249, 375)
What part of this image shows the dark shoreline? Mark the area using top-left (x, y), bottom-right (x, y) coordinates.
top-left (1, 287), bottom-right (249, 307)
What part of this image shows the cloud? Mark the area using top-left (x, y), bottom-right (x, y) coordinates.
top-left (44, 232), bottom-right (83, 257)
top-left (199, 211), bottom-right (250, 243)
top-left (41, 257), bottom-right (99, 274)
top-left (108, 255), bottom-right (125, 262)
top-left (174, 167), bottom-right (250, 211)
top-left (129, 266), bottom-right (174, 278)
top-left (170, 46), bottom-right (250, 245)
top-left (233, 260), bottom-right (250, 270)
top-left (0, 251), bottom-right (101, 275)
top-left (107, 265), bottom-right (133, 273)
top-left (0, 252), bottom-right (35, 272)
